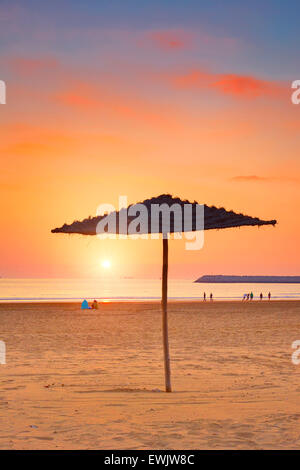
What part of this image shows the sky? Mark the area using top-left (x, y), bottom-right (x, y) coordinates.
top-left (0, 0), bottom-right (300, 279)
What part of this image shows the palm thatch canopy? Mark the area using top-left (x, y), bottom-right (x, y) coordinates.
top-left (51, 194), bottom-right (276, 235)
top-left (51, 193), bottom-right (276, 393)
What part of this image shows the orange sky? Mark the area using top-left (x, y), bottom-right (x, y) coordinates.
top-left (1, 2), bottom-right (300, 279)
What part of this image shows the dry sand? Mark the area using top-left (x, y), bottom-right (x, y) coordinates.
top-left (0, 300), bottom-right (300, 449)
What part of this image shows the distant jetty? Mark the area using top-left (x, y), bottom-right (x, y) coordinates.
top-left (195, 275), bottom-right (300, 283)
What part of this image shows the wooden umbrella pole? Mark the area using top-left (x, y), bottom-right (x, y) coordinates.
top-left (162, 237), bottom-right (172, 392)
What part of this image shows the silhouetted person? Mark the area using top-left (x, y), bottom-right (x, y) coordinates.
top-left (260, 293), bottom-right (263, 300)
top-left (250, 292), bottom-right (254, 300)
top-left (210, 293), bottom-right (213, 301)
top-left (203, 292), bottom-right (206, 301)
top-left (268, 292), bottom-right (271, 300)
top-left (247, 293), bottom-right (250, 300)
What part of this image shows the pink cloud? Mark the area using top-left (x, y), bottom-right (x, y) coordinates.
top-left (54, 81), bottom-right (182, 131)
top-left (145, 29), bottom-right (193, 51)
top-left (169, 68), bottom-right (285, 99)
top-left (7, 56), bottom-right (59, 75)
top-left (214, 74), bottom-right (282, 98)
top-left (142, 29), bottom-right (239, 54)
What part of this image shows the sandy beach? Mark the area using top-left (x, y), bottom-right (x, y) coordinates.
top-left (0, 300), bottom-right (300, 449)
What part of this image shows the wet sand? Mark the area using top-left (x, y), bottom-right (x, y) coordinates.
top-left (0, 300), bottom-right (300, 449)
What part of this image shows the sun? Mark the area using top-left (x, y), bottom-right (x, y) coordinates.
top-left (101, 259), bottom-right (111, 269)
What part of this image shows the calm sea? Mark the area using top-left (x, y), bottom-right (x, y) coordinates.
top-left (0, 278), bottom-right (300, 302)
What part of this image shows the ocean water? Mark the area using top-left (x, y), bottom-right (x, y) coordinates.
top-left (0, 278), bottom-right (300, 302)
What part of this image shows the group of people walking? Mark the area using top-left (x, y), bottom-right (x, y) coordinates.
top-left (203, 292), bottom-right (213, 301)
top-left (202, 292), bottom-right (272, 301)
top-left (243, 292), bottom-right (271, 301)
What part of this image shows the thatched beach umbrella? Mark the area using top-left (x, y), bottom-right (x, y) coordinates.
top-left (52, 194), bottom-right (276, 392)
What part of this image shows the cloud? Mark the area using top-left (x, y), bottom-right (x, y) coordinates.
top-left (169, 68), bottom-right (284, 99)
top-left (230, 175), bottom-right (299, 183)
top-left (231, 175), bottom-right (272, 182)
top-left (214, 74), bottom-right (281, 98)
top-left (55, 84), bottom-right (98, 111)
top-left (146, 29), bottom-right (192, 51)
top-left (141, 29), bottom-right (239, 54)
top-left (54, 81), bottom-right (182, 131)
top-left (0, 122), bottom-right (149, 176)
top-left (7, 56), bottom-right (59, 75)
